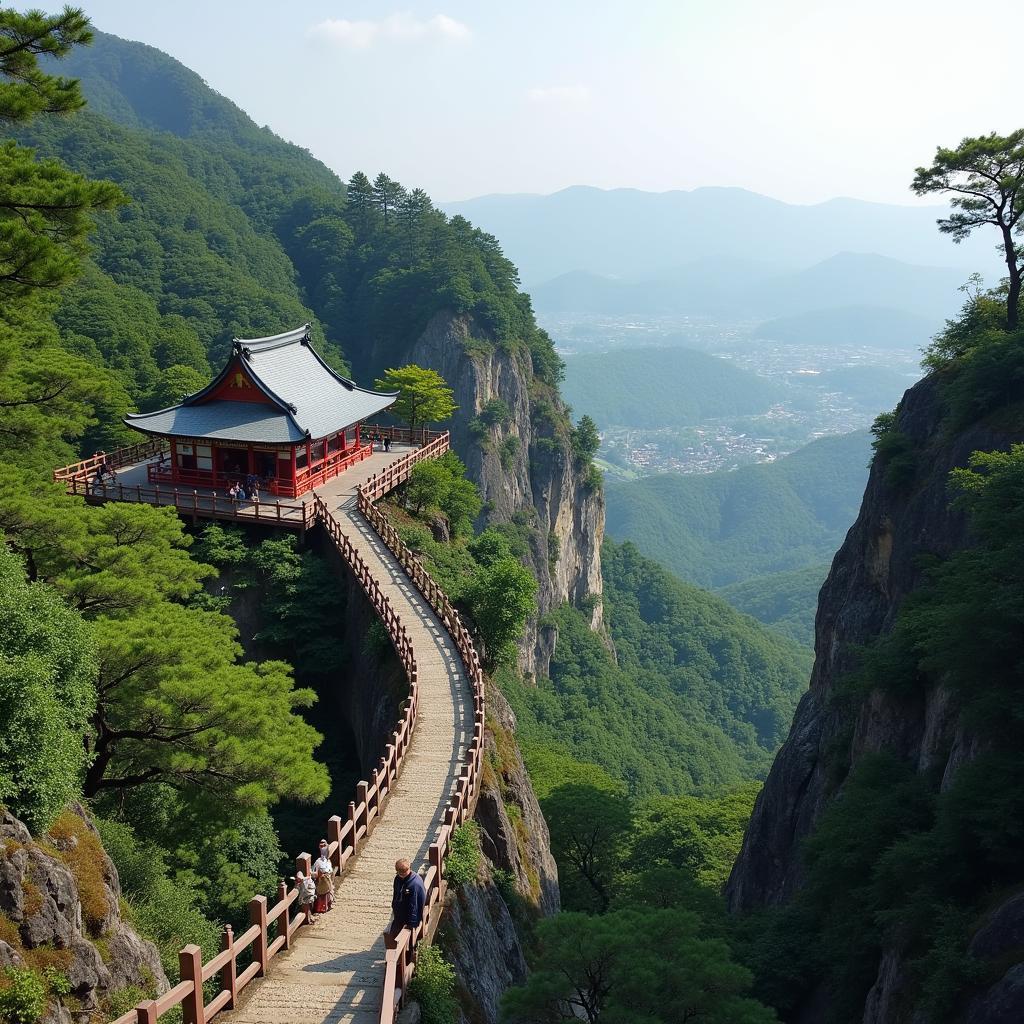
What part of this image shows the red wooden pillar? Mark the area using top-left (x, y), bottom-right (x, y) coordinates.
top-left (170, 440), bottom-right (178, 484)
top-left (355, 423), bottom-right (361, 447)
top-left (247, 444), bottom-right (255, 476)
top-left (290, 445), bottom-right (297, 498)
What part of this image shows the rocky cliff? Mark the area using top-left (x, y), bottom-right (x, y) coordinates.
top-left (0, 806), bottom-right (168, 1024)
top-left (726, 373), bottom-right (1024, 1021)
top-left (405, 312), bottom-right (605, 676)
top-left (439, 684), bottom-right (559, 1024)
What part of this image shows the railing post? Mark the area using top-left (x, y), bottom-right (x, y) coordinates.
top-left (278, 880), bottom-right (291, 948)
top-left (221, 924), bottom-right (236, 1009)
top-left (179, 944), bottom-right (205, 1024)
top-left (328, 815), bottom-right (342, 872)
top-left (249, 895), bottom-right (268, 976)
top-left (137, 1001), bottom-right (158, 1024)
top-left (348, 801), bottom-right (358, 846)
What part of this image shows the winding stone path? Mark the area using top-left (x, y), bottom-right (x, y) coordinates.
top-left (227, 449), bottom-right (473, 1024)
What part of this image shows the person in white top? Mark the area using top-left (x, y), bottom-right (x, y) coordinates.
top-left (313, 839), bottom-right (334, 912)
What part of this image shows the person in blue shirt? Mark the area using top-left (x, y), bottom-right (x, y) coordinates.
top-left (388, 858), bottom-right (426, 942)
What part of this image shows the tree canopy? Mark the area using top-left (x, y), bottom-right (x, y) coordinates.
top-left (912, 130), bottom-right (1024, 328)
top-left (374, 364), bottom-right (456, 431)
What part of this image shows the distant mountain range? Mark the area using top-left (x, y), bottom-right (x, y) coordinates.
top-left (442, 185), bottom-right (1000, 286)
top-left (442, 186), bottom-right (1000, 325)
top-left (527, 252), bottom-right (968, 322)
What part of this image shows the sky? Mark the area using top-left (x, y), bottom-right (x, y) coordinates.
top-left (74, 0), bottom-right (1024, 205)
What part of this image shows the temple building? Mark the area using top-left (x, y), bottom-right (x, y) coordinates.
top-left (124, 325), bottom-right (397, 498)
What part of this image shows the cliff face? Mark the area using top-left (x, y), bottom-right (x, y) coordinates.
top-left (441, 684), bottom-right (559, 1024)
top-left (725, 374), bottom-right (1024, 1021)
top-left (405, 312), bottom-right (605, 676)
top-left (0, 806), bottom-right (168, 1024)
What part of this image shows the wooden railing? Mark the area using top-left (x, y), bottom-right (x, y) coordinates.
top-left (355, 433), bottom-right (488, 1023)
top-left (53, 438), bottom-right (167, 482)
top-left (61, 475), bottom-right (313, 529)
top-left (56, 425), bottom-right (484, 1024)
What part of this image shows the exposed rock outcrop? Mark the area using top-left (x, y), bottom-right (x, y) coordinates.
top-left (440, 685), bottom-right (559, 1024)
top-left (405, 312), bottom-right (605, 676)
top-left (725, 373), bottom-right (1024, 1019)
top-left (0, 806), bottom-right (168, 1024)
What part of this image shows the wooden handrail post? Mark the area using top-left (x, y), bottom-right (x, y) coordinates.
top-left (249, 895), bottom-right (268, 976)
top-left (278, 880), bottom-right (291, 948)
top-left (136, 1001), bottom-right (158, 1024)
top-left (179, 944), bottom-right (204, 1024)
top-left (221, 924), bottom-right (236, 1009)
top-left (328, 815), bottom-right (342, 872)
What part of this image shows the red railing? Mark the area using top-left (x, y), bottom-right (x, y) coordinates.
top-left (355, 434), bottom-right (487, 1023)
top-left (62, 475), bottom-right (312, 529)
top-left (53, 438), bottom-right (167, 482)
top-left (54, 425), bottom-right (484, 1024)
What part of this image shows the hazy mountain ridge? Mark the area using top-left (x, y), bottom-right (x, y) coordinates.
top-left (442, 184), bottom-right (1000, 287)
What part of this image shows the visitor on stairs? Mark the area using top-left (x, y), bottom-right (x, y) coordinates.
top-left (387, 858), bottom-right (425, 944)
top-left (294, 871), bottom-right (316, 921)
top-left (313, 839), bottom-right (334, 913)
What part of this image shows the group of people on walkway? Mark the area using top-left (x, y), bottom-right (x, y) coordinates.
top-left (293, 846), bottom-right (426, 942)
top-left (295, 839), bottom-right (336, 918)
top-left (372, 432), bottom-right (393, 452)
top-left (227, 473), bottom-right (264, 502)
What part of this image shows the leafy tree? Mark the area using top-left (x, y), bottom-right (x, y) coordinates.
top-left (571, 414), bottom-right (600, 462)
top-left (406, 459), bottom-right (450, 517)
top-left (142, 363), bottom-right (207, 411)
top-left (0, 545), bottom-right (95, 833)
top-left (541, 779), bottom-right (631, 912)
top-left (83, 601), bottom-right (328, 806)
top-left (466, 555), bottom-right (537, 667)
top-left (501, 909), bottom-right (776, 1024)
top-left (912, 130), bottom-right (1024, 328)
top-left (374, 364), bottom-right (456, 431)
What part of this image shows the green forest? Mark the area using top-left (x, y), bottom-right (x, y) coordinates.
top-left (3, 8), bottom-right (1024, 1024)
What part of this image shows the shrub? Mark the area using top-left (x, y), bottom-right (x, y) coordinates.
top-left (477, 398), bottom-right (512, 429)
top-left (445, 822), bottom-right (481, 888)
top-left (0, 967), bottom-right (47, 1024)
top-left (106, 985), bottom-right (149, 1019)
top-left (870, 410), bottom-right (916, 489)
top-left (407, 945), bottom-right (458, 1024)
top-left (499, 436), bottom-right (521, 470)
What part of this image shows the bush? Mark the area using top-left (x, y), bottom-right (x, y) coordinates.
top-left (870, 410), bottom-right (916, 489)
top-left (0, 967), bottom-right (47, 1024)
top-left (499, 435), bottom-right (520, 471)
top-left (407, 945), bottom-right (458, 1024)
top-left (478, 398), bottom-right (512, 429)
top-left (466, 558), bottom-right (538, 668)
top-left (445, 822), bottom-right (481, 888)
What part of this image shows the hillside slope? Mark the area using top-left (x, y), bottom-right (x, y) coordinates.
top-left (605, 430), bottom-right (871, 588)
top-left (562, 346), bottom-right (783, 429)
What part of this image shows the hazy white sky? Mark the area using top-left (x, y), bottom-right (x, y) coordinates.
top-left (76, 0), bottom-right (1024, 205)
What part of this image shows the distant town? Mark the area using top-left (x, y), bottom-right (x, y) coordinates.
top-left (543, 312), bottom-right (922, 477)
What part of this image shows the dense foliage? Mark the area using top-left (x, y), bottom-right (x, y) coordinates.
top-left (606, 430), bottom-right (870, 591)
top-left (503, 540), bottom-right (810, 797)
top-left (503, 749), bottom-right (772, 1023)
top-left (740, 351), bottom-right (1024, 1018)
top-left (717, 564), bottom-right (828, 646)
